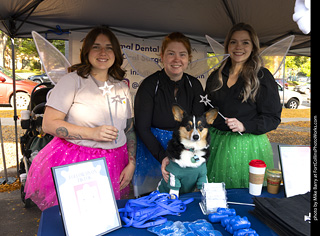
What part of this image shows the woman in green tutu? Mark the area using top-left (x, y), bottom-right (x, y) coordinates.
top-left (205, 23), bottom-right (282, 189)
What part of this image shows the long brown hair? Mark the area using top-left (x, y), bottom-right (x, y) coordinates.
top-left (69, 26), bottom-right (125, 80)
top-left (214, 23), bottom-right (262, 102)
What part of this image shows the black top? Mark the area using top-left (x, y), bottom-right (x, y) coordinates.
top-left (205, 63), bottom-right (281, 135)
top-left (134, 69), bottom-right (205, 163)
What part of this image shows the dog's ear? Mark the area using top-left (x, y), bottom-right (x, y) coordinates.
top-left (205, 108), bottom-right (218, 125)
top-left (172, 104), bottom-right (185, 122)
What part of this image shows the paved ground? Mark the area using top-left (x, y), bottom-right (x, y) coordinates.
top-left (0, 186), bottom-right (41, 236)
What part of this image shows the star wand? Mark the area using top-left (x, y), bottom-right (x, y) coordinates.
top-left (99, 82), bottom-right (117, 144)
top-left (200, 95), bottom-right (242, 135)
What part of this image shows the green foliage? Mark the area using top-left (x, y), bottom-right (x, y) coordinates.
top-left (51, 40), bottom-right (65, 55)
top-left (285, 56), bottom-right (310, 77)
top-left (6, 38), bottom-right (65, 56)
top-left (4, 37), bottom-right (66, 70)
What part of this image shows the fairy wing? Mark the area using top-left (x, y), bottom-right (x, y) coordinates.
top-left (260, 35), bottom-right (295, 76)
top-left (122, 48), bottom-right (162, 78)
top-left (186, 35), bottom-right (229, 77)
top-left (185, 54), bottom-right (229, 78)
top-left (205, 35), bottom-right (225, 56)
top-left (32, 31), bottom-right (71, 85)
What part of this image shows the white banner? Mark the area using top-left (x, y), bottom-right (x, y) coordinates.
top-left (69, 31), bottom-right (208, 94)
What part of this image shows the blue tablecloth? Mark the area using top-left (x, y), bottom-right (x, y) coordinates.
top-left (38, 187), bottom-right (284, 236)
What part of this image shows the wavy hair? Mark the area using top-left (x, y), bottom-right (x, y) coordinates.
top-left (69, 26), bottom-right (125, 81)
top-left (214, 23), bottom-right (262, 102)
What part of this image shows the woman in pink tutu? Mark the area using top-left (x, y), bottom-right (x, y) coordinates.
top-left (24, 27), bottom-right (136, 211)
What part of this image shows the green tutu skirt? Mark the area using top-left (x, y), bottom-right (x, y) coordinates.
top-left (207, 127), bottom-right (274, 189)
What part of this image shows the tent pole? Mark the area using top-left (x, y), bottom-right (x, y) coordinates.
top-left (11, 38), bottom-right (19, 177)
top-left (282, 57), bottom-right (286, 108)
top-left (0, 119), bottom-right (8, 183)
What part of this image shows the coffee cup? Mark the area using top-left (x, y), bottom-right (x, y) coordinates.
top-left (20, 110), bottom-right (31, 129)
top-left (20, 173), bottom-right (27, 184)
top-left (249, 159), bottom-right (266, 196)
top-left (266, 168), bottom-right (282, 194)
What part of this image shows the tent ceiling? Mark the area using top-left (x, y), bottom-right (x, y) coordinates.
top-left (0, 0), bottom-right (310, 56)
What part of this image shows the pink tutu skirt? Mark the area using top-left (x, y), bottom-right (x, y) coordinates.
top-left (24, 137), bottom-right (130, 211)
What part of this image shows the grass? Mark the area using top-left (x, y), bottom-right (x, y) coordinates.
top-left (266, 108), bottom-right (310, 145)
top-left (0, 108), bottom-right (311, 119)
top-left (266, 127), bottom-right (310, 145)
top-left (0, 109), bottom-right (24, 119)
top-left (281, 108), bottom-right (310, 118)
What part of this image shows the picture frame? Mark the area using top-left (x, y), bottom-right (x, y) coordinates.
top-left (51, 158), bottom-right (122, 236)
top-left (278, 145), bottom-right (311, 198)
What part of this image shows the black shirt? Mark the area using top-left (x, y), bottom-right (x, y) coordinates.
top-left (205, 64), bottom-right (281, 135)
top-left (134, 69), bottom-right (205, 163)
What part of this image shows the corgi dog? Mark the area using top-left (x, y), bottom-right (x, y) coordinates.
top-left (158, 104), bottom-right (218, 198)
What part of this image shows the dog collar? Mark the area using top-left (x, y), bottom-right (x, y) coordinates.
top-left (186, 148), bottom-right (195, 152)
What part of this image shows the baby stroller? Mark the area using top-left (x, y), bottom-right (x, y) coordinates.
top-left (19, 81), bottom-right (54, 208)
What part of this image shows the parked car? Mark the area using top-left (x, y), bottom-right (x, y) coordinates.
top-left (294, 82), bottom-right (310, 95)
top-left (28, 73), bottom-right (51, 83)
top-left (277, 82), bottom-right (302, 109)
top-left (0, 66), bottom-right (39, 109)
top-left (275, 78), bottom-right (288, 89)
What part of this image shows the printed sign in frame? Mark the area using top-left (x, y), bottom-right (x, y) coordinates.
top-left (52, 158), bottom-right (121, 236)
top-left (278, 145), bottom-right (311, 198)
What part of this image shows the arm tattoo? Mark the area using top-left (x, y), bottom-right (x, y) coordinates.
top-left (56, 127), bottom-right (82, 140)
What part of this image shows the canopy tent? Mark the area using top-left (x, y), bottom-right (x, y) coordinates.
top-left (0, 0), bottom-right (310, 56)
top-left (0, 0), bottom-right (311, 178)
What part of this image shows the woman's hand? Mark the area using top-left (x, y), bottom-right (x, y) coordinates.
top-left (91, 125), bottom-right (118, 142)
top-left (43, 106), bottom-right (118, 142)
top-left (161, 157), bottom-right (170, 183)
top-left (119, 162), bottom-right (135, 190)
top-left (225, 118), bottom-right (246, 133)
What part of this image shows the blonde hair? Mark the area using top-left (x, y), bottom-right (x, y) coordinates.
top-left (215, 23), bottom-right (262, 102)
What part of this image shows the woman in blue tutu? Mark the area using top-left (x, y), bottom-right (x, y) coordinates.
top-left (133, 32), bottom-right (205, 196)
top-left (205, 23), bottom-right (282, 189)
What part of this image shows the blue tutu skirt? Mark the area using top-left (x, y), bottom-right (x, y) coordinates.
top-left (133, 128), bottom-right (173, 197)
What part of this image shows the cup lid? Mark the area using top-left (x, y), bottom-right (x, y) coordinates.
top-left (267, 168), bottom-right (282, 175)
top-left (249, 159), bottom-right (266, 168)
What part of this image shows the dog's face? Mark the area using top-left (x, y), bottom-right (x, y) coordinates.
top-left (172, 105), bottom-right (218, 147)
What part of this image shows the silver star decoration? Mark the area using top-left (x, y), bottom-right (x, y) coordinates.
top-left (111, 95), bottom-right (125, 104)
top-left (200, 95), bottom-right (242, 135)
top-left (200, 94), bottom-right (211, 106)
top-left (99, 81), bottom-right (114, 96)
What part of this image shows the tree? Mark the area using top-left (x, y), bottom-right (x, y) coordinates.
top-left (0, 31), bottom-right (8, 67)
top-left (285, 56), bottom-right (311, 77)
top-left (2, 33), bottom-right (66, 70)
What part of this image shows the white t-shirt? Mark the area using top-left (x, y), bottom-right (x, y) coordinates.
top-left (46, 72), bottom-right (133, 149)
